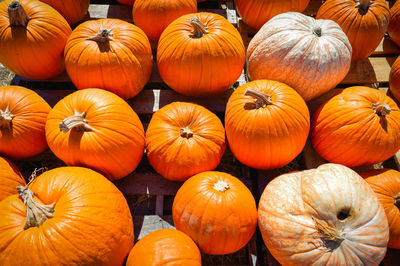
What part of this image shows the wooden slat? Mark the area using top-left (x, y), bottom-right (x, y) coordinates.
top-left (342, 57), bottom-right (395, 84)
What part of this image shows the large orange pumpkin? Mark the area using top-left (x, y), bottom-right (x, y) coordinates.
top-left (126, 229), bottom-right (201, 266)
top-left (225, 80), bottom-right (310, 169)
top-left (311, 86), bottom-right (400, 167)
top-left (133, 0), bottom-right (197, 42)
top-left (361, 169), bottom-right (400, 249)
top-left (40, 0), bottom-right (89, 25)
top-left (172, 171), bottom-right (257, 255)
top-left (146, 102), bottom-right (226, 181)
top-left (64, 18), bottom-right (153, 100)
top-left (0, 156), bottom-right (25, 201)
top-left (158, 12), bottom-right (245, 97)
top-left (259, 163), bottom-right (389, 265)
top-left (316, 0), bottom-right (390, 61)
top-left (390, 56), bottom-right (400, 102)
top-left (0, 0), bottom-right (71, 80)
top-left (0, 86), bottom-right (51, 159)
top-left (236, 0), bottom-right (310, 29)
top-left (0, 166), bottom-right (133, 265)
top-left (388, 0), bottom-right (400, 47)
top-left (45, 89), bottom-right (145, 180)
top-left (247, 12), bottom-right (352, 101)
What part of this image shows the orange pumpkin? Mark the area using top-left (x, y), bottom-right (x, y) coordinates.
top-left (146, 102), bottom-right (226, 181)
top-left (133, 0), bottom-right (197, 42)
top-left (0, 166), bottom-right (133, 265)
top-left (173, 171), bottom-right (257, 255)
top-left (390, 56), bottom-right (400, 102)
top-left (316, 0), bottom-right (390, 61)
top-left (258, 163), bottom-right (389, 265)
top-left (311, 86), bottom-right (400, 167)
top-left (45, 89), bottom-right (145, 180)
top-left (126, 229), bottom-right (201, 266)
top-left (40, 0), bottom-right (89, 25)
top-left (0, 156), bottom-right (25, 201)
top-left (225, 80), bottom-right (310, 169)
top-left (116, 0), bottom-right (135, 5)
top-left (389, 0), bottom-right (400, 47)
top-left (64, 18), bottom-right (153, 100)
top-left (158, 12), bottom-right (245, 97)
top-left (0, 0), bottom-right (71, 79)
top-left (0, 86), bottom-right (51, 159)
top-left (247, 12), bottom-right (352, 101)
top-left (361, 169), bottom-right (400, 249)
top-left (236, 0), bottom-right (310, 29)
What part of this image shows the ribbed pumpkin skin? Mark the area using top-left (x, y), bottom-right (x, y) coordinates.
top-left (390, 56), bottom-right (400, 102)
top-left (45, 89), bottom-right (145, 180)
top-left (311, 87), bottom-right (400, 167)
top-left (40, 0), bottom-right (89, 25)
top-left (247, 12), bottom-right (352, 101)
top-left (133, 0), bottom-right (197, 42)
top-left (225, 80), bottom-right (310, 169)
top-left (0, 86), bottom-right (51, 158)
top-left (146, 102), bottom-right (226, 181)
top-left (0, 156), bottom-right (25, 201)
top-left (316, 0), bottom-right (390, 61)
top-left (0, 0), bottom-right (71, 80)
top-left (236, 0), bottom-right (310, 29)
top-left (64, 19), bottom-right (153, 100)
top-left (361, 169), bottom-right (400, 249)
top-left (173, 171), bottom-right (258, 255)
top-left (389, 1), bottom-right (400, 47)
top-left (126, 229), bottom-right (201, 266)
top-left (0, 167), bottom-right (133, 265)
top-left (158, 12), bottom-right (245, 97)
top-left (116, 0), bottom-right (135, 5)
top-left (258, 163), bottom-right (389, 266)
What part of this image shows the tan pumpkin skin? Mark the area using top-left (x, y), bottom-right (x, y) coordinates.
top-left (247, 12), bottom-right (352, 101)
top-left (259, 163), bottom-right (389, 265)
top-left (0, 156), bottom-right (25, 201)
top-left (390, 56), bottom-right (400, 102)
top-left (389, 0), bottom-right (400, 47)
top-left (40, 0), bottom-right (90, 25)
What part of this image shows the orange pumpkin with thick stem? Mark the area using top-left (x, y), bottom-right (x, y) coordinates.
top-left (133, 0), bottom-right (197, 42)
top-left (236, 0), bottom-right (310, 29)
top-left (45, 89), bottom-right (145, 180)
top-left (361, 169), bottom-right (400, 249)
top-left (311, 86), bottom-right (400, 167)
top-left (39, 0), bottom-right (89, 25)
top-left (158, 12), bottom-right (245, 97)
top-left (0, 166), bottom-right (133, 265)
top-left (389, 0), bottom-right (400, 47)
top-left (172, 171), bottom-right (258, 255)
top-left (0, 0), bottom-right (71, 80)
top-left (0, 86), bottom-right (51, 159)
top-left (146, 102), bottom-right (226, 181)
top-left (126, 229), bottom-right (201, 266)
top-left (64, 18), bottom-right (153, 100)
top-left (0, 156), bottom-right (25, 201)
top-left (225, 80), bottom-right (310, 169)
top-left (316, 0), bottom-right (390, 61)
top-left (390, 56), bottom-right (400, 102)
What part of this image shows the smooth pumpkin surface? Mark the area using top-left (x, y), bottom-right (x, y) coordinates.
top-left (45, 89), bottom-right (145, 180)
top-left (389, 0), bottom-right (400, 47)
top-left (40, 0), bottom-right (90, 25)
top-left (259, 163), bottom-right (389, 265)
top-left (158, 12), bottom-right (245, 97)
top-left (0, 0), bottom-right (71, 79)
top-left (236, 0), bottom-right (310, 29)
top-left (173, 171), bottom-right (257, 255)
top-left (133, 0), bottom-right (197, 42)
top-left (146, 102), bottom-right (226, 181)
top-left (311, 86), bottom-right (400, 167)
top-left (225, 80), bottom-right (310, 169)
top-left (64, 18), bottom-right (153, 100)
top-left (317, 0), bottom-right (390, 61)
top-left (0, 156), bottom-right (25, 201)
top-left (126, 229), bottom-right (201, 266)
top-left (0, 86), bottom-right (51, 159)
top-left (0, 167), bottom-right (133, 265)
top-left (390, 56), bottom-right (400, 102)
top-left (362, 169), bottom-right (400, 249)
top-left (247, 12), bottom-right (352, 101)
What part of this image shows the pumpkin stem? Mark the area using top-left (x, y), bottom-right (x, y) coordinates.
top-left (313, 26), bottom-right (322, 37)
top-left (59, 110), bottom-right (93, 133)
top-left (313, 217), bottom-right (344, 244)
top-left (180, 126), bottom-right (194, 139)
top-left (0, 105), bottom-right (15, 131)
top-left (87, 27), bottom-right (114, 43)
top-left (8, 1), bottom-right (30, 27)
top-left (213, 180), bottom-right (230, 192)
top-left (244, 88), bottom-right (273, 109)
top-left (373, 103), bottom-right (391, 117)
top-left (189, 17), bottom-right (208, 38)
top-left (356, 0), bottom-right (371, 12)
top-left (394, 193), bottom-right (400, 208)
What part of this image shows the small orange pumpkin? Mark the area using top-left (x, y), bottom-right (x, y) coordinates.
top-left (390, 56), bottom-right (400, 102)
top-left (0, 156), bottom-right (25, 201)
top-left (40, 0), bottom-right (90, 25)
top-left (389, 0), bottom-right (400, 47)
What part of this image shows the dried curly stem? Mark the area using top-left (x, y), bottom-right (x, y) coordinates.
top-left (59, 110), bottom-right (93, 133)
top-left (373, 103), bottom-right (391, 117)
top-left (0, 105), bottom-right (15, 130)
top-left (8, 1), bottom-right (30, 27)
top-left (313, 217), bottom-right (344, 244)
top-left (189, 17), bottom-right (208, 38)
top-left (214, 180), bottom-right (230, 192)
top-left (87, 27), bottom-right (114, 43)
top-left (244, 88), bottom-right (273, 109)
top-left (180, 126), bottom-right (194, 139)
